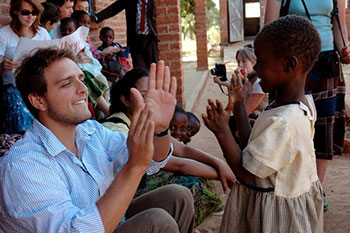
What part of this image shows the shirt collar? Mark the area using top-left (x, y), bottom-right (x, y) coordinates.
top-left (31, 119), bottom-right (96, 157)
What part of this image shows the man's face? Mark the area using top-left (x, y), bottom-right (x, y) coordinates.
top-left (41, 58), bottom-right (91, 126)
top-left (60, 0), bottom-right (74, 18)
top-left (74, 0), bottom-right (89, 13)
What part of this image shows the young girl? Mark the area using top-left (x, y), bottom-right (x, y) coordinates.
top-left (0, 0), bottom-right (50, 134)
top-left (203, 15), bottom-right (323, 232)
top-left (169, 105), bottom-right (190, 143)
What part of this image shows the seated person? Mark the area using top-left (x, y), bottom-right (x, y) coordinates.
top-left (103, 68), bottom-right (235, 191)
top-left (60, 17), bottom-right (110, 116)
top-left (184, 111), bottom-right (201, 144)
top-left (169, 105), bottom-right (189, 143)
top-left (40, 2), bottom-right (61, 39)
top-left (98, 26), bottom-right (131, 81)
top-left (73, 0), bottom-right (89, 13)
top-left (0, 48), bottom-right (194, 232)
top-left (47, 0), bottom-right (74, 39)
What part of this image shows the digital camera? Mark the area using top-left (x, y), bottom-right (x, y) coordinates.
top-left (210, 63), bottom-right (227, 81)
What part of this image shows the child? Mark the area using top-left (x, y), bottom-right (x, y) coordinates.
top-left (203, 15), bottom-right (323, 232)
top-left (40, 2), bottom-right (61, 39)
top-left (170, 105), bottom-right (190, 143)
top-left (182, 111), bottom-right (200, 144)
top-left (73, 0), bottom-right (89, 13)
top-left (60, 17), bottom-right (110, 116)
top-left (98, 26), bottom-right (131, 81)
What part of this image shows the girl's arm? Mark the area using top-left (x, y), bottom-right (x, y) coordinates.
top-left (245, 93), bottom-right (266, 115)
top-left (264, 0), bottom-right (281, 24)
top-left (0, 55), bottom-right (18, 76)
top-left (333, 0), bottom-right (350, 64)
top-left (172, 138), bottom-right (236, 193)
top-left (203, 99), bottom-right (255, 183)
top-left (162, 156), bottom-right (218, 180)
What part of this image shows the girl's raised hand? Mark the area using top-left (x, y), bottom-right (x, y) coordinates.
top-left (202, 98), bottom-right (233, 136)
top-left (229, 68), bottom-right (251, 103)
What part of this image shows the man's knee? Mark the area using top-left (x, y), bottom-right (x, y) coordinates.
top-left (164, 184), bottom-right (193, 209)
top-left (143, 208), bottom-right (179, 232)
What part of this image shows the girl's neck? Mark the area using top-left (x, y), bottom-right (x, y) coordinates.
top-left (20, 26), bottom-right (34, 38)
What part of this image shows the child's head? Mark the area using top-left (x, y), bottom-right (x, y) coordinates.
top-left (254, 15), bottom-right (321, 93)
top-left (99, 27), bottom-right (115, 47)
top-left (73, 0), bottom-right (88, 13)
top-left (40, 2), bottom-right (61, 31)
top-left (236, 45), bottom-right (256, 75)
top-left (170, 105), bottom-right (188, 142)
top-left (71, 10), bottom-right (90, 28)
top-left (60, 17), bottom-right (77, 36)
top-left (109, 68), bottom-right (149, 116)
top-left (186, 112), bottom-right (200, 137)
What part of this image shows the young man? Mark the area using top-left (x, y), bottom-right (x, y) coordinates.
top-left (47, 0), bottom-right (74, 38)
top-left (74, 0), bottom-right (89, 13)
top-left (0, 48), bottom-right (194, 233)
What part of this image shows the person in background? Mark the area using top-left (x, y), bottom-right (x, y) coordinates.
top-left (47, 0), bottom-right (74, 39)
top-left (265, 0), bottom-right (350, 211)
top-left (73, 0), bottom-right (89, 13)
top-left (40, 1), bottom-right (61, 39)
top-left (183, 111), bottom-right (201, 144)
top-left (0, 0), bottom-right (50, 134)
top-left (204, 15), bottom-right (323, 233)
top-left (93, 0), bottom-right (158, 71)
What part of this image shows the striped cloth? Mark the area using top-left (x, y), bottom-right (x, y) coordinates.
top-left (135, 0), bottom-right (150, 35)
top-left (0, 119), bottom-right (169, 232)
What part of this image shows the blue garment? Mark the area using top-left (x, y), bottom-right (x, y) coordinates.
top-left (277, 0), bottom-right (334, 51)
top-left (1, 85), bottom-right (34, 134)
top-left (0, 119), bottom-right (168, 232)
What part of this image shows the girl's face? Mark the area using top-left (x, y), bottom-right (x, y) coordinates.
top-left (60, 21), bottom-right (76, 37)
top-left (77, 14), bottom-right (91, 28)
top-left (254, 34), bottom-right (285, 93)
top-left (236, 52), bottom-right (255, 74)
top-left (127, 76), bottom-right (148, 116)
top-left (16, 1), bottom-right (37, 28)
top-left (170, 112), bottom-right (188, 142)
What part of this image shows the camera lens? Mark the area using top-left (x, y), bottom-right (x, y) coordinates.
top-left (210, 68), bottom-right (216, 75)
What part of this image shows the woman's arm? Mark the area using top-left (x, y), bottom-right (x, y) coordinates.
top-left (264, 0), bottom-right (281, 24)
top-left (245, 93), bottom-right (266, 115)
top-left (333, 0), bottom-right (350, 64)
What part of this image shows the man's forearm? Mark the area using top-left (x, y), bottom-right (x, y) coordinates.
top-left (96, 164), bottom-right (146, 233)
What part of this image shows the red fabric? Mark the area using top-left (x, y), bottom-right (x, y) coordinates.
top-left (140, 0), bottom-right (146, 33)
top-left (88, 102), bottom-right (96, 119)
top-left (118, 56), bottom-right (132, 70)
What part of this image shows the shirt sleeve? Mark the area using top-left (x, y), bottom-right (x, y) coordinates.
top-left (1, 156), bottom-right (105, 233)
top-left (0, 28), bottom-right (7, 56)
top-left (242, 115), bottom-right (294, 178)
top-left (146, 143), bottom-right (173, 175)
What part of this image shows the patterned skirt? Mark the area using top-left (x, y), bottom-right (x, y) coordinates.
top-left (1, 85), bottom-right (34, 134)
top-left (305, 65), bottom-right (346, 159)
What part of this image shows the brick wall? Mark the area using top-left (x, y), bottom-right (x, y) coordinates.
top-left (90, 0), bottom-right (127, 46)
top-left (0, 0), bottom-right (11, 26)
top-left (155, 0), bottom-right (184, 107)
top-left (194, 0), bottom-right (208, 70)
top-left (219, 0), bottom-right (229, 47)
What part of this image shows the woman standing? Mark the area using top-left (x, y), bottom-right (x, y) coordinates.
top-left (0, 0), bottom-right (50, 133)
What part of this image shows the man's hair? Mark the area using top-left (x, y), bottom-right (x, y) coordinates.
top-left (40, 2), bottom-right (61, 25)
top-left (109, 68), bottom-right (149, 114)
top-left (74, 0), bottom-right (88, 4)
top-left (100, 26), bottom-right (114, 37)
top-left (60, 17), bottom-right (78, 30)
top-left (10, 0), bottom-right (43, 37)
top-left (15, 48), bottom-right (76, 118)
top-left (47, 0), bottom-right (73, 7)
top-left (259, 15), bottom-right (321, 72)
top-left (71, 9), bottom-right (89, 22)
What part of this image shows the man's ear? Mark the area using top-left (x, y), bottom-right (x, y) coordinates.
top-left (28, 93), bottom-right (47, 112)
top-left (283, 55), bottom-right (298, 73)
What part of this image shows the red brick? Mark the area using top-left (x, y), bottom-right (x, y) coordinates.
top-left (167, 6), bottom-right (180, 15)
top-left (157, 15), bottom-right (179, 25)
top-left (158, 34), bottom-right (181, 42)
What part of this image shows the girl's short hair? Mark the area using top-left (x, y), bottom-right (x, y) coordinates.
top-left (236, 45), bottom-right (256, 65)
top-left (10, 0), bottom-right (43, 36)
top-left (40, 2), bottom-right (61, 25)
top-left (109, 68), bottom-right (149, 114)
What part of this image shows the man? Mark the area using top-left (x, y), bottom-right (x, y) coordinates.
top-left (93, 0), bottom-right (158, 71)
top-left (74, 0), bottom-right (89, 13)
top-left (0, 48), bottom-right (194, 233)
top-left (47, 0), bottom-right (74, 38)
